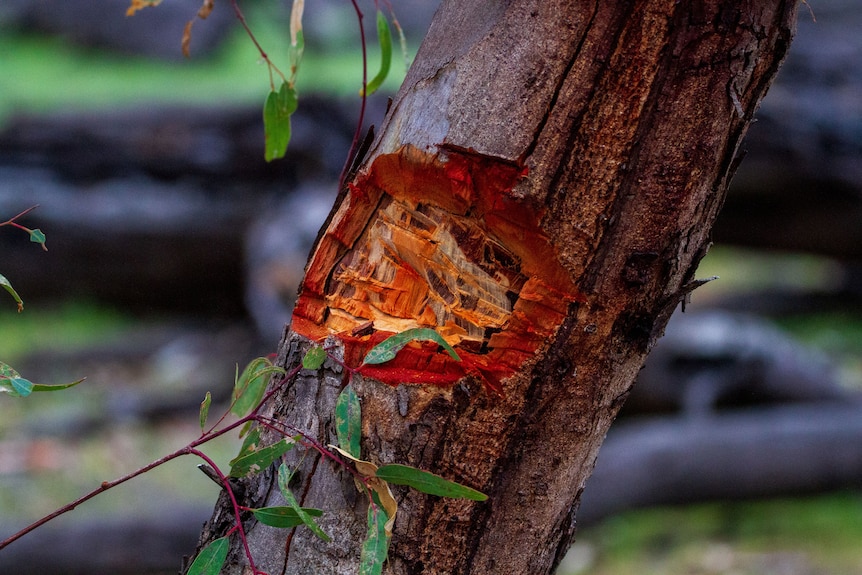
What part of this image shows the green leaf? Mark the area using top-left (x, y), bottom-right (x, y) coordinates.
top-left (1, 362), bottom-right (84, 397)
top-left (335, 385), bottom-right (362, 459)
top-left (289, 26), bottom-right (304, 83)
top-left (0, 376), bottom-right (33, 398)
top-left (277, 463), bottom-right (331, 541)
top-left (361, 10), bottom-right (392, 97)
top-left (29, 228), bottom-right (47, 250)
top-left (302, 346), bottom-right (326, 370)
top-left (251, 505), bottom-right (323, 529)
top-left (199, 391), bottom-right (212, 431)
top-left (31, 378), bottom-right (85, 393)
top-left (185, 535), bottom-right (229, 575)
top-left (0, 362), bottom-right (32, 397)
top-left (231, 357), bottom-right (284, 417)
top-left (229, 436), bottom-right (295, 478)
top-left (264, 82), bottom-right (299, 162)
top-left (359, 502), bottom-right (390, 575)
top-left (0, 273), bottom-right (23, 312)
top-left (362, 328), bottom-right (460, 366)
top-left (375, 464), bottom-right (488, 501)
top-left (233, 426), bottom-right (262, 462)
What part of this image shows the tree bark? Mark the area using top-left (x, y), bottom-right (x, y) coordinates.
top-left (195, 1), bottom-right (798, 574)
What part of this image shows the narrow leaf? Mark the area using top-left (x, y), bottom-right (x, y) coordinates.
top-left (231, 426), bottom-right (262, 464)
top-left (359, 503), bottom-right (390, 575)
top-left (277, 463), bottom-right (331, 541)
top-left (376, 464), bottom-right (488, 501)
top-left (302, 346), bottom-right (326, 370)
top-left (229, 437), bottom-right (295, 478)
top-left (335, 385), bottom-right (362, 458)
top-left (0, 273), bottom-right (23, 312)
top-left (251, 505), bottom-right (323, 529)
top-left (199, 391), bottom-right (212, 431)
top-left (361, 10), bottom-right (392, 96)
top-left (31, 378), bottom-right (85, 393)
top-left (264, 82), bottom-right (299, 162)
top-left (290, 29), bottom-right (305, 82)
top-left (2, 361), bottom-right (84, 395)
top-left (231, 357), bottom-right (284, 417)
top-left (392, 14), bottom-right (409, 70)
top-left (362, 328), bottom-right (460, 366)
top-left (184, 535), bottom-right (229, 575)
top-left (289, 0), bottom-right (304, 47)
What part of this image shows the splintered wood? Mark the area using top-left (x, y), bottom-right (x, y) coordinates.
top-left (292, 145), bottom-right (583, 390)
top-left (327, 198), bottom-right (519, 348)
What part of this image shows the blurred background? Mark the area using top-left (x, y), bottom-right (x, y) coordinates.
top-left (0, 1), bottom-right (860, 574)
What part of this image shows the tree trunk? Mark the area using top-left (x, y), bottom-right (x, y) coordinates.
top-left (195, 1), bottom-right (798, 573)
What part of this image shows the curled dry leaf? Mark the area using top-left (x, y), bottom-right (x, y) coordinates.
top-left (182, 20), bottom-right (194, 58)
top-left (329, 445), bottom-right (397, 536)
top-left (125, 0), bottom-right (162, 17)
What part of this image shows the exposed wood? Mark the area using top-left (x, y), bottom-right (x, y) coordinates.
top-left (197, 1), bottom-right (799, 574)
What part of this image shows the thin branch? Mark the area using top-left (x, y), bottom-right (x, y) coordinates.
top-left (189, 448), bottom-right (261, 575)
top-left (0, 204), bottom-right (40, 232)
top-left (230, 0), bottom-right (285, 87)
top-left (339, 0), bottom-right (369, 190)
top-left (0, 447), bottom-right (188, 550)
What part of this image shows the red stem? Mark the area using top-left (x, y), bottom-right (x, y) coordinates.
top-left (0, 405), bottom-right (254, 550)
top-left (230, 0), bottom-right (284, 87)
top-left (189, 448), bottom-right (260, 574)
top-left (0, 357), bottom-right (319, 552)
top-left (339, 0), bottom-right (369, 190)
top-left (0, 205), bottom-right (39, 227)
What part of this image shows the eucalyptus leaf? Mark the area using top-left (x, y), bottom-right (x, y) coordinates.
top-left (361, 10), bottom-right (392, 96)
top-left (231, 357), bottom-right (284, 417)
top-left (376, 464), bottom-right (488, 501)
top-left (264, 82), bottom-right (299, 162)
top-left (199, 391), bottom-right (212, 431)
top-left (335, 385), bottom-right (362, 459)
top-left (251, 505), bottom-right (323, 529)
top-left (359, 503), bottom-right (390, 575)
top-left (0, 376), bottom-right (33, 397)
top-left (232, 427), bottom-right (262, 464)
top-left (31, 378), bottom-right (85, 393)
top-left (302, 346), bottom-right (326, 370)
top-left (1, 362), bottom-right (83, 397)
top-left (0, 273), bottom-right (23, 312)
top-left (362, 328), bottom-right (460, 365)
top-left (277, 463), bottom-right (331, 541)
top-left (229, 436), bottom-right (295, 478)
top-left (185, 535), bottom-right (229, 575)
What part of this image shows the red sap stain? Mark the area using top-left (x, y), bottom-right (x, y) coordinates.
top-left (292, 145), bottom-right (584, 391)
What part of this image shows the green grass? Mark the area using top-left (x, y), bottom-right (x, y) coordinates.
top-left (0, 8), bottom-right (407, 124)
top-left (694, 246), bottom-right (845, 299)
top-left (565, 492), bottom-right (862, 575)
top-left (0, 300), bottom-right (131, 363)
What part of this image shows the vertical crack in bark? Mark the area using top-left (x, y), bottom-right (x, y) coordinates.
top-left (519, 1), bottom-right (600, 165)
